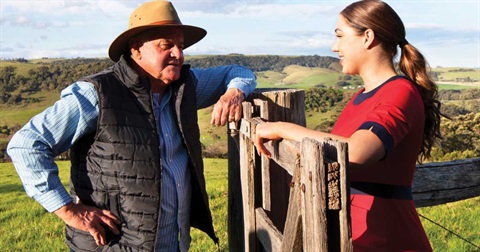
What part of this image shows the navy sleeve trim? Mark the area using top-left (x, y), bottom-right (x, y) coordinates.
top-left (358, 121), bottom-right (394, 155)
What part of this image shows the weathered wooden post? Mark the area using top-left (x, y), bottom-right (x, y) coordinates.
top-left (228, 88), bottom-right (307, 251)
top-left (227, 124), bottom-right (244, 251)
top-left (250, 88), bottom-right (307, 233)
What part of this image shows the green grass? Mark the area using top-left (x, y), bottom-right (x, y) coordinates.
top-left (256, 65), bottom-right (362, 90)
top-left (197, 107), bottom-right (229, 145)
top-left (418, 198), bottom-right (480, 252)
top-left (0, 61), bottom-right (45, 77)
top-left (0, 91), bottom-right (60, 126)
top-left (434, 67), bottom-right (480, 81)
top-left (437, 83), bottom-right (480, 90)
top-left (191, 158), bottom-right (229, 251)
top-left (1, 160), bottom-right (479, 251)
top-left (0, 161), bottom-right (69, 251)
top-left (0, 159), bottom-right (229, 251)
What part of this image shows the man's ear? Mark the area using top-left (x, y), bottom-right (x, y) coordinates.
top-left (363, 28), bottom-right (376, 49)
top-left (129, 38), bottom-right (142, 60)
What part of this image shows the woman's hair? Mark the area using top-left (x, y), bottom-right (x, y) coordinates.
top-left (340, 0), bottom-right (446, 161)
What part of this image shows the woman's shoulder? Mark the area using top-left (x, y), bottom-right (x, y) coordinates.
top-left (381, 76), bottom-right (417, 92)
top-left (379, 76), bottom-right (423, 108)
top-left (377, 76), bottom-right (421, 100)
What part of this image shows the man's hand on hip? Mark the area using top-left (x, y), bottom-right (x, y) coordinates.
top-left (54, 202), bottom-right (121, 246)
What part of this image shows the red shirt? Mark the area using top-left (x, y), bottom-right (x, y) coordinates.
top-left (332, 76), bottom-right (432, 251)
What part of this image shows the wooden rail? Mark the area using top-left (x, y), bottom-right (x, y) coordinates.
top-left (413, 157), bottom-right (480, 207)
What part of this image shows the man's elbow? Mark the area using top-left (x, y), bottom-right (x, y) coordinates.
top-left (6, 130), bottom-right (32, 159)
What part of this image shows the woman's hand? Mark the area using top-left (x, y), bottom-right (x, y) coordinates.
top-left (254, 122), bottom-right (284, 158)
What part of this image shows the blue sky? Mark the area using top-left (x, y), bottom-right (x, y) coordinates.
top-left (1, 0), bottom-right (479, 68)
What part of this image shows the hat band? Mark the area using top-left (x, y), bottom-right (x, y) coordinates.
top-left (148, 20), bottom-right (182, 26)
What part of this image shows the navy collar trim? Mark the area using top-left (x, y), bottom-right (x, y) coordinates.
top-left (353, 75), bottom-right (407, 105)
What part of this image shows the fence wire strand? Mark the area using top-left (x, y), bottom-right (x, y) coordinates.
top-left (419, 213), bottom-right (480, 250)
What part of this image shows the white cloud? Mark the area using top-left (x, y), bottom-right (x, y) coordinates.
top-left (1, 0), bottom-right (478, 67)
top-left (24, 43), bottom-right (107, 59)
top-left (1, 0), bottom-right (131, 17)
top-left (14, 15), bottom-right (30, 26)
top-left (94, 1), bottom-right (136, 19)
top-left (181, 2), bottom-right (338, 19)
top-left (2, 1), bottom-right (69, 15)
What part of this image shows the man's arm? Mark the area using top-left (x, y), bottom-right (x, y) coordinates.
top-left (191, 65), bottom-right (256, 126)
top-left (7, 82), bottom-right (98, 211)
top-left (7, 82), bottom-right (119, 246)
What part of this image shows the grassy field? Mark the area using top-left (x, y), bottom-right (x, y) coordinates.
top-left (255, 65), bottom-right (363, 90)
top-left (434, 67), bottom-right (480, 81)
top-left (0, 91), bottom-right (60, 126)
top-left (1, 160), bottom-right (479, 251)
top-left (0, 159), bottom-right (229, 251)
top-left (437, 83), bottom-right (480, 90)
top-left (3, 64), bottom-right (476, 143)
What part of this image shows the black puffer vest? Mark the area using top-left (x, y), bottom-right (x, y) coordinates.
top-left (67, 56), bottom-right (217, 251)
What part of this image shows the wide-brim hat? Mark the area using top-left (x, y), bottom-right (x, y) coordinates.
top-left (108, 0), bottom-right (207, 62)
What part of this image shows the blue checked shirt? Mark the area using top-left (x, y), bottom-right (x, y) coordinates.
top-left (7, 65), bottom-right (256, 252)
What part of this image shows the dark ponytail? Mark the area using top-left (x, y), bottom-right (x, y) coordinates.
top-left (399, 43), bottom-right (445, 161)
top-left (341, 0), bottom-right (447, 161)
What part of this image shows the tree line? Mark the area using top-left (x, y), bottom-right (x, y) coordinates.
top-left (186, 54), bottom-right (339, 72)
top-left (0, 56), bottom-right (479, 162)
top-left (1, 59), bottom-right (113, 104)
top-left (0, 55), bottom-right (339, 105)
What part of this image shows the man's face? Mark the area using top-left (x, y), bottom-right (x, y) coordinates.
top-left (133, 28), bottom-right (185, 85)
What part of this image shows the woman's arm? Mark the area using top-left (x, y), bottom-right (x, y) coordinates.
top-left (254, 121), bottom-right (385, 169)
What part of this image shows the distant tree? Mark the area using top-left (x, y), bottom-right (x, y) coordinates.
top-left (0, 91), bottom-right (11, 104)
top-left (335, 81), bottom-right (349, 88)
top-left (14, 58), bottom-right (28, 63)
top-left (0, 66), bottom-right (17, 92)
top-left (7, 93), bottom-right (23, 105)
top-left (430, 112), bottom-right (480, 162)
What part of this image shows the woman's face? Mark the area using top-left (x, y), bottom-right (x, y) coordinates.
top-left (331, 15), bottom-right (366, 75)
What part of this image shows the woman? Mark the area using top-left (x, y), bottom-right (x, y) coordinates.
top-left (254, 0), bottom-right (443, 251)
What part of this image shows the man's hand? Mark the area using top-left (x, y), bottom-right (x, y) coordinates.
top-left (210, 88), bottom-right (245, 126)
top-left (54, 202), bottom-right (121, 246)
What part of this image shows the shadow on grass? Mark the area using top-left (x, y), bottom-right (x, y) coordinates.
top-left (0, 183), bottom-right (25, 194)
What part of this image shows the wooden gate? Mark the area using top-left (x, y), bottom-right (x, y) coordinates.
top-left (228, 89), bottom-right (352, 252)
top-left (226, 88), bottom-right (480, 251)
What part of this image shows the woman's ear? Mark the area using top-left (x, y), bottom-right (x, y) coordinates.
top-left (363, 29), bottom-right (376, 49)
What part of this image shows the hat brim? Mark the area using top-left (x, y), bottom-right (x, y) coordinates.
top-left (108, 24), bottom-right (206, 62)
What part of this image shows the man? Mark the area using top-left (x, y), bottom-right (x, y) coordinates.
top-left (7, 1), bottom-right (256, 251)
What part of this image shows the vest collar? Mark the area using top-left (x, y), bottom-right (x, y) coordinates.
top-left (113, 55), bottom-right (151, 93)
